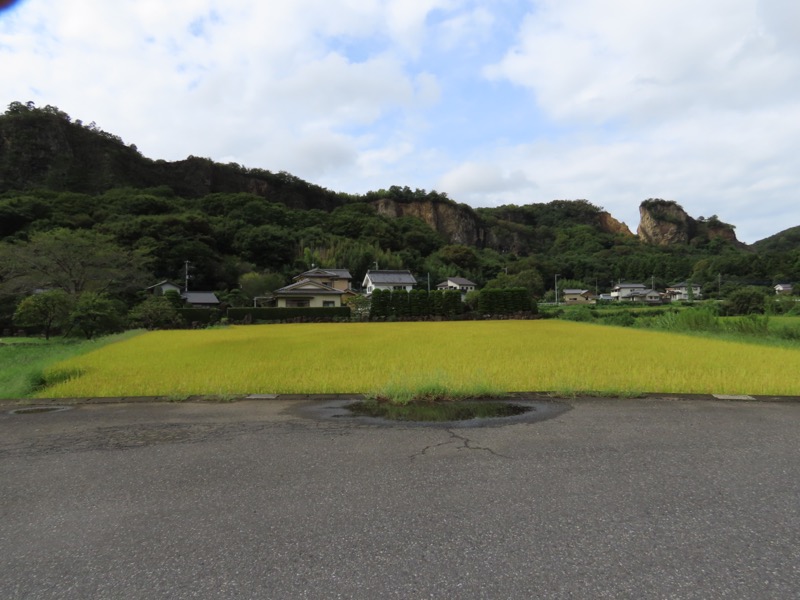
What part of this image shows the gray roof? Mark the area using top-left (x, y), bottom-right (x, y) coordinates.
top-left (295, 268), bottom-right (352, 280)
top-left (562, 288), bottom-right (590, 295)
top-left (364, 270), bottom-right (417, 285)
top-left (274, 279), bottom-right (344, 296)
top-left (446, 277), bottom-right (476, 286)
top-left (146, 280), bottom-right (180, 291)
top-left (181, 291), bottom-right (220, 305)
top-left (669, 281), bottom-right (698, 288)
top-left (614, 282), bottom-right (646, 289)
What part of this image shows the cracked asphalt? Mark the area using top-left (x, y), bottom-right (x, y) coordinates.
top-left (1, 398), bottom-right (799, 599)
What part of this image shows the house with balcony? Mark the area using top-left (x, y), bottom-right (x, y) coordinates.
top-left (665, 281), bottom-right (702, 302)
top-left (610, 282), bottom-right (647, 301)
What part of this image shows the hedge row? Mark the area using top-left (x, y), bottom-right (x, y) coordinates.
top-left (370, 289), bottom-right (463, 319)
top-left (177, 308), bottom-right (222, 325)
top-left (477, 288), bottom-right (535, 315)
top-left (227, 306), bottom-right (351, 322)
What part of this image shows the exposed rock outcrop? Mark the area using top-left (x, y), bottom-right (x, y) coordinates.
top-left (637, 200), bottom-right (691, 245)
top-left (371, 198), bottom-right (485, 246)
top-left (599, 212), bottom-right (634, 237)
top-left (637, 199), bottom-right (741, 247)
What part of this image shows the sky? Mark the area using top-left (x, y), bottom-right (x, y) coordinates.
top-left (2, 0), bottom-right (799, 244)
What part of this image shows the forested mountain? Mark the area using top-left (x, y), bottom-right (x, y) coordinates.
top-left (1, 101), bottom-right (799, 326)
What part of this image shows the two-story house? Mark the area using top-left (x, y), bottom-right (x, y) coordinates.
top-left (362, 270), bottom-right (417, 295)
top-left (665, 281), bottom-right (702, 302)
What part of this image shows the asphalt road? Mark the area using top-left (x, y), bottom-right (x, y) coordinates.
top-left (1, 398), bottom-right (798, 599)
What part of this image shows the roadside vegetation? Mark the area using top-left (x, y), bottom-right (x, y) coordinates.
top-left (28, 321), bottom-right (800, 398)
top-left (0, 331), bottom-right (141, 399)
top-left (545, 302), bottom-right (800, 347)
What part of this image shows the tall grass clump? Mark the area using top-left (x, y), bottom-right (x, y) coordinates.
top-left (637, 306), bottom-right (720, 333)
top-left (368, 371), bottom-right (505, 405)
top-left (722, 314), bottom-right (770, 336)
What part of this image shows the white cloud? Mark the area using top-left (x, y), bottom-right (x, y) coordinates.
top-left (437, 162), bottom-right (537, 204)
top-left (486, 0), bottom-right (800, 124)
top-left (2, 0), bottom-right (800, 243)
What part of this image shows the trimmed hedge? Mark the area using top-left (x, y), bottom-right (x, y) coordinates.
top-left (177, 308), bottom-right (221, 326)
top-left (227, 306), bottom-right (351, 322)
top-left (370, 289), bottom-right (464, 319)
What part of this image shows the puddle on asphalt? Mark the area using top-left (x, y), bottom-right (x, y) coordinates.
top-left (9, 406), bottom-right (72, 415)
top-left (293, 397), bottom-right (571, 428)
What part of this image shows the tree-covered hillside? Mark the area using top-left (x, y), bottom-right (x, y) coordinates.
top-left (1, 101), bottom-right (799, 329)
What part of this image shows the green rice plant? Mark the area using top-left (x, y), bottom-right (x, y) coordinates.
top-left (32, 321), bottom-right (800, 397)
top-left (367, 371), bottom-right (504, 404)
top-left (0, 331), bottom-right (141, 399)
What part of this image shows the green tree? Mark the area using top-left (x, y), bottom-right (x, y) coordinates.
top-left (723, 287), bottom-right (769, 316)
top-left (128, 296), bottom-right (181, 330)
top-left (163, 289), bottom-right (184, 308)
top-left (69, 292), bottom-right (124, 339)
top-left (239, 271), bottom-right (285, 300)
top-left (0, 228), bottom-right (151, 296)
top-left (343, 294), bottom-right (371, 320)
top-left (12, 290), bottom-right (72, 339)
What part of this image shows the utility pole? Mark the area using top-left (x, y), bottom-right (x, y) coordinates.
top-left (555, 274), bottom-right (560, 306)
top-left (427, 273), bottom-right (430, 293)
top-left (184, 260), bottom-right (190, 292)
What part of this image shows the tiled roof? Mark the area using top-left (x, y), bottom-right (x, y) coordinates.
top-left (365, 270), bottom-right (417, 285)
top-left (296, 267), bottom-right (352, 280)
top-left (182, 291), bottom-right (219, 304)
top-left (447, 277), bottom-right (476, 286)
top-left (274, 279), bottom-right (344, 296)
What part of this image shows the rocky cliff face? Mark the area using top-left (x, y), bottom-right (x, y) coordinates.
top-left (599, 212), bottom-right (634, 237)
top-left (637, 199), bottom-right (741, 246)
top-left (637, 200), bottom-right (691, 245)
top-left (371, 198), bottom-right (485, 246)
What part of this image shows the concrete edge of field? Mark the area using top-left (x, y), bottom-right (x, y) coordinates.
top-left (2, 391), bottom-right (799, 408)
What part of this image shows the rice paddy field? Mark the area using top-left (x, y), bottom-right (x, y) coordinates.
top-left (35, 321), bottom-right (800, 397)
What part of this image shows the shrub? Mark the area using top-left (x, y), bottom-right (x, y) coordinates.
top-left (722, 287), bottom-right (769, 316)
top-left (562, 306), bottom-right (595, 322)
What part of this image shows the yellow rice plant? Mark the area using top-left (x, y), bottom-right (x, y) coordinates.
top-left (38, 321), bottom-right (800, 397)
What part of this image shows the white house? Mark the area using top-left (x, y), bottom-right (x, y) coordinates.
top-left (665, 281), bottom-right (702, 302)
top-left (774, 283), bottom-right (794, 295)
top-left (362, 270), bottom-right (417, 294)
top-left (146, 280), bottom-right (181, 296)
top-left (610, 282), bottom-right (647, 301)
top-left (436, 277), bottom-right (477, 300)
top-left (271, 279), bottom-right (346, 308)
top-left (625, 289), bottom-right (662, 303)
top-left (146, 280), bottom-right (219, 308)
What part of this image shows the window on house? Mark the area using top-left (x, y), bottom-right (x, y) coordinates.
top-left (286, 299), bottom-right (310, 308)
top-left (323, 301), bottom-right (335, 307)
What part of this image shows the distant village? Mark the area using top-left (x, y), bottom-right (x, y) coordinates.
top-left (148, 267), bottom-right (795, 310)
